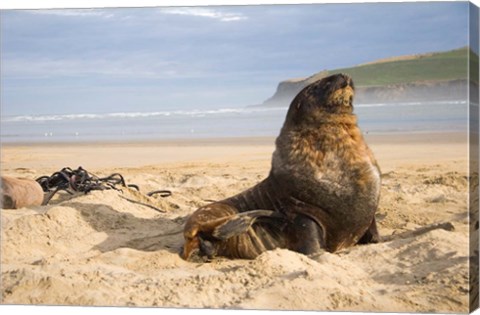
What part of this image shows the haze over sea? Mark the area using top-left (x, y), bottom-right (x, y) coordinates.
top-left (1, 100), bottom-right (468, 144)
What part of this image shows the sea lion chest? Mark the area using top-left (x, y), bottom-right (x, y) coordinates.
top-left (271, 125), bottom-right (380, 238)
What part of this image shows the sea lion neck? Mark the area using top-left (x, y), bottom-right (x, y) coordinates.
top-left (281, 112), bottom-right (358, 132)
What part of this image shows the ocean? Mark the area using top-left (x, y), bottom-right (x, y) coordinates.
top-left (0, 100), bottom-right (469, 144)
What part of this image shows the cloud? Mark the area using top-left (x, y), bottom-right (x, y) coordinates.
top-left (25, 9), bottom-right (115, 19)
top-left (159, 7), bottom-right (247, 22)
top-left (2, 56), bottom-right (182, 79)
top-left (1, 51), bottom-right (237, 82)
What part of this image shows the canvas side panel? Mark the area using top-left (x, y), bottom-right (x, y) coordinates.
top-left (469, 2), bottom-right (480, 313)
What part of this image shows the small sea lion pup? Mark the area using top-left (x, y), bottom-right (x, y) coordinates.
top-left (182, 73), bottom-right (381, 261)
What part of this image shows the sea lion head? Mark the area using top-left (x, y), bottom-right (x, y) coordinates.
top-left (283, 73), bottom-right (355, 128)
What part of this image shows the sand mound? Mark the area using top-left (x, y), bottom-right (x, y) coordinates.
top-left (1, 155), bottom-right (471, 312)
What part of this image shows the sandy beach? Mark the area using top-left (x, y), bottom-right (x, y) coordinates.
top-left (0, 131), bottom-right (473, 312)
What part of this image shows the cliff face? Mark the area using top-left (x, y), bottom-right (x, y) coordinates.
top-left (262, 78), bottom-right (468, 107)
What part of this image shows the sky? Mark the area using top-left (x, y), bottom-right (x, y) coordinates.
top-left (0, 2), bottom-right (471, 116)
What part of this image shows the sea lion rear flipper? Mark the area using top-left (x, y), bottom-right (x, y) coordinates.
top-left (212, 210), bottom-right (285, 240)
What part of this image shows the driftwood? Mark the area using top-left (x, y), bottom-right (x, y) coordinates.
top-left (381, 222), bottom-right (455, 242)
top-left (1, 176), bottom-right (44, 209)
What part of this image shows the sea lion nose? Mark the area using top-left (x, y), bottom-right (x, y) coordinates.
top-left (339, 74), bottom-right (353, 89)
top-left (345, 76), bottom-right (352, 86)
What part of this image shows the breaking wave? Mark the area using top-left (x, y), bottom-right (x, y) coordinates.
top-left (2, 99), bottom-right (467, 123)
top-left (2, 107), bottom-right (287, 123)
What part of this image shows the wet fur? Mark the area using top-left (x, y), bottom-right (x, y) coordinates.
top-left (182, 74), bottom-right (381, 260)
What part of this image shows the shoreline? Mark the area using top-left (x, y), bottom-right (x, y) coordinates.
top-left (0, 135), bottom-right (277, 148)
top-left (0, 130), bottom-right (468, 148)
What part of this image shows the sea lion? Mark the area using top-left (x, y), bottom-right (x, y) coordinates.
top-left (182, 73), bottom-right (381, 261)
top-left (1, 176), bottom-right (44, 209)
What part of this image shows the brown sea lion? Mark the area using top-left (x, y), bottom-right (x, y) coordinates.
top-left (1, 176), bottom-right (44, 209)
top-left (182, 73), bottom-right (381, 261)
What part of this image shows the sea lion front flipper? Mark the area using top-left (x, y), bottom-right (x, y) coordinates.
top-left (288, 214), bottom-right (325, 255)
top-left (212, 210), bottom-right (286, 241)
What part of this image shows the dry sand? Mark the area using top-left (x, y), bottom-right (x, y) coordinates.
top-left (0, 132), bottom-right (474, 312)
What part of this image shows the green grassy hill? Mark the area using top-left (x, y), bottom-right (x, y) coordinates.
top-left (317, 47), bottom-right (469, 87)
top-left (262, 47), bottom-right (476, 106)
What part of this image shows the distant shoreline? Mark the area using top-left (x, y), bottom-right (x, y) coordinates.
top-left (0, 130), bottom-right (467, 148)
